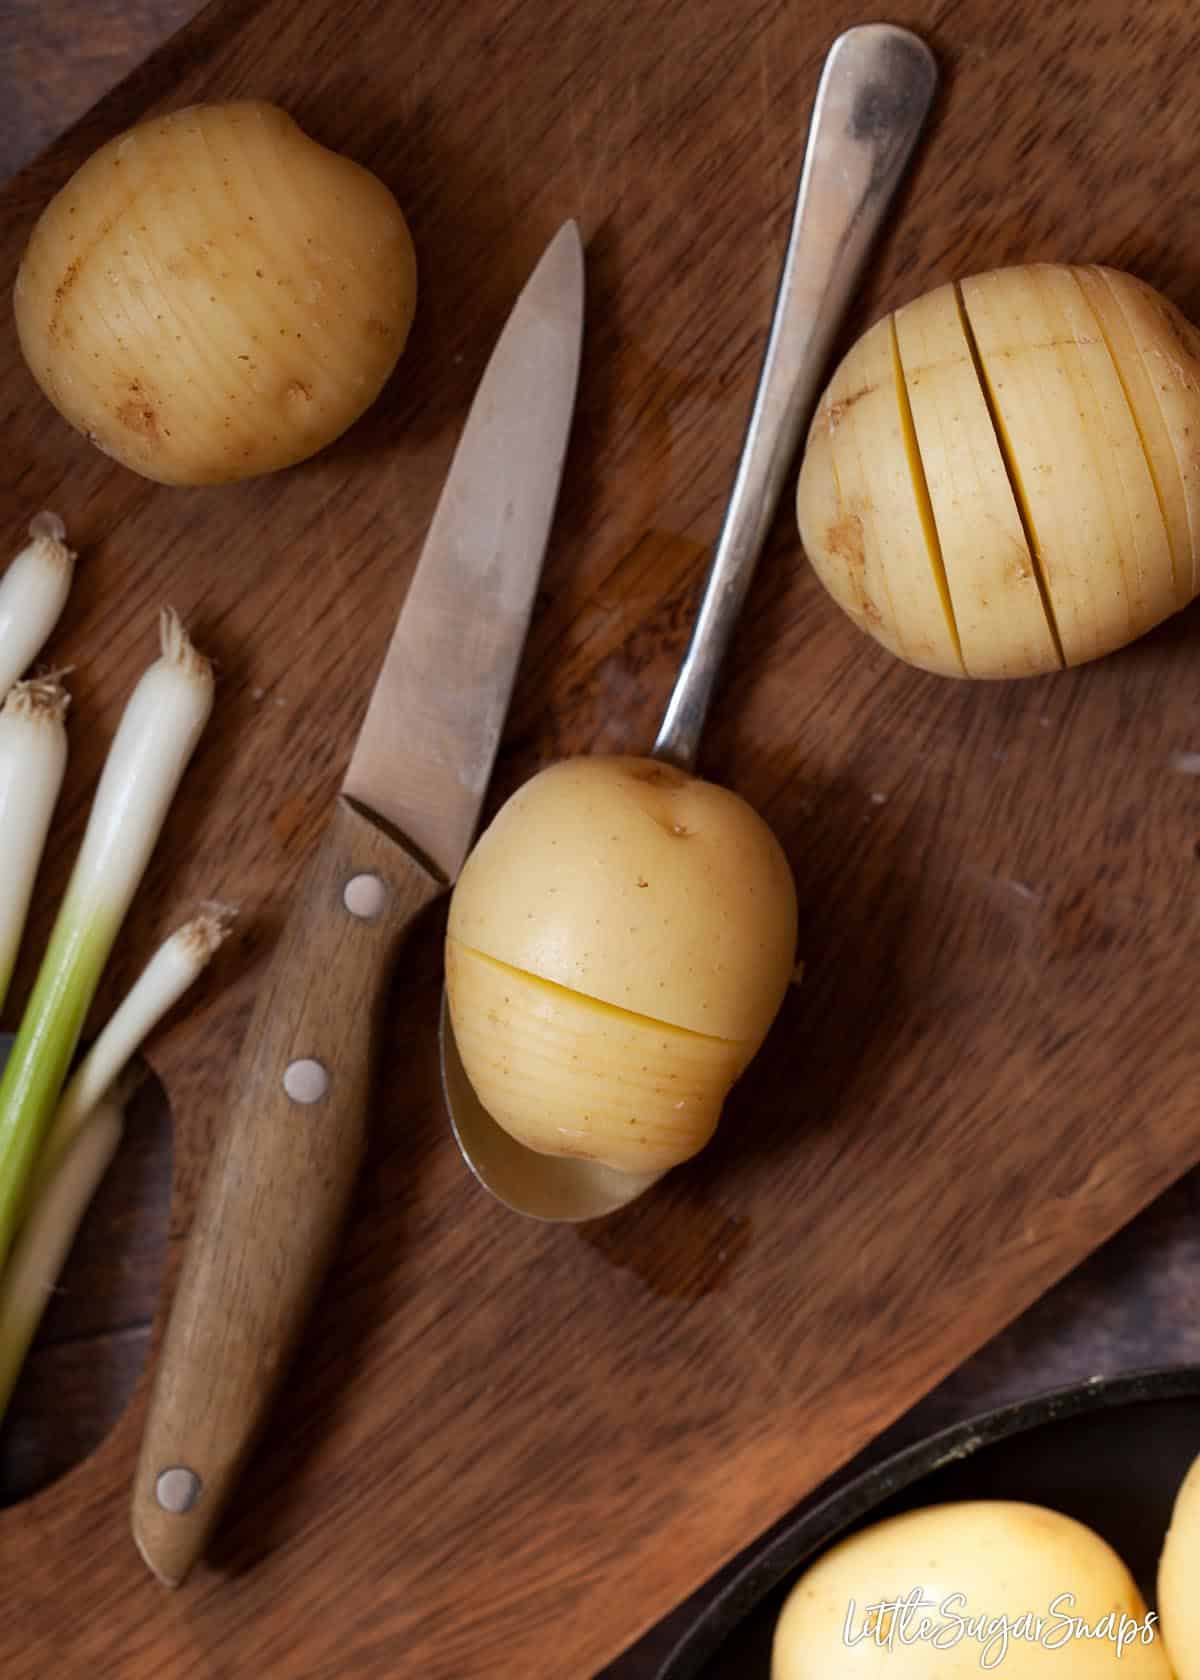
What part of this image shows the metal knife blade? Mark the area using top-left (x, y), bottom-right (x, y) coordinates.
top-left (130, 220), bottom-right (585, 1589)
top-left (343, 218), bottom-right (585, 879)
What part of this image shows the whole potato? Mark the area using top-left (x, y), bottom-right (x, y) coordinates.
top-left (14, 100), bottom-right (417, 485)
top-left (1157, 1449), bottom-right (1200, 1677)
top-left (445, 755), bottom-right (798, 1174)
top-left (772, 1499), bottom-right (1170, 1677)
top-left (796, 263), bottom-right (1200, 677)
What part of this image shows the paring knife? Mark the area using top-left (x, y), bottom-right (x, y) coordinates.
top-left (131, 220), bottom-right (585, 1588)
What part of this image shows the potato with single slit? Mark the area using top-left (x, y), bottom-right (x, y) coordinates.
top-left (445, 755), bottom-right (798, 1177)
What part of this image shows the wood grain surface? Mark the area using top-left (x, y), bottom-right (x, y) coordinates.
top-left (0, 0), bottom-right (190, 185)
top-left (1, 2), bottom-right (1199, 1677)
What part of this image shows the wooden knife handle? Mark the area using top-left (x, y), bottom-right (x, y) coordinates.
top-left (131, 795), bottom-right (444, 1587)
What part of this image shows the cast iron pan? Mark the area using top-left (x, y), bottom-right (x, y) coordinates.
top-left (657, 1364), bottom-right (1200, 1678)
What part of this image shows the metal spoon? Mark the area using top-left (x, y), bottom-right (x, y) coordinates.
top-left (439, 22), bottom-right (939, 1221)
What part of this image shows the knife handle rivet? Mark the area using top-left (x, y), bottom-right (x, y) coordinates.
top-left (343, 872), bottom-right (388, 920)
top-left (283, 1058), bottom-right (330, 1105)
top-left (155, 1466), bottom-right (202, 1514)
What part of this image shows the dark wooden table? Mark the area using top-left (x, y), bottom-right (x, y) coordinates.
top-left (4, 4), bottom-right (1200, 1675)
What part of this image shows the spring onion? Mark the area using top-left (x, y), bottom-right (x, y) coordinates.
top-left (28, 902), bottom-right (236, 1210)
top-left (0, 1092), bottom-right (126, 1420)
top-left (0, 608), bottom-right (213, 1277)
top-left (0, 675), bottom-right (69, 1015)
top-left (0, 513), bottom-right (75, 698)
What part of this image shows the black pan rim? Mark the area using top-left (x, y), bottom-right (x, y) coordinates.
top-left (655, 1361), bottom-right (1200, 1680)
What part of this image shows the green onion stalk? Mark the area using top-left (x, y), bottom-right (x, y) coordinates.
top-left (0, 513), bottom-right (75, 700)
top-left (0, 1090), bottom-right (126, 1418)
top-left (0, 609), bottom-right (213, 1278)
top-left (0, 903), bottom-right (235, 1420)
top-left (0, 675), bottom-right (69, 1015)
top-left (26, 902), bottom-right (235, 1213)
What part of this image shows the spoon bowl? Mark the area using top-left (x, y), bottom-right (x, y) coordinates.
top-left (439, 997), bottom-right (663, 1222)
top-left (439, 22), bottom-right (940, 1220)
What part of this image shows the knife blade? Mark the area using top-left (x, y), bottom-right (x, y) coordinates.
top-left (130, 220), bottom-right (585, 1588)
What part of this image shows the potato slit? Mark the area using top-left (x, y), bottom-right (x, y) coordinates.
top-left (459, 945), bottom-right (742, 1048)
top-left (888, 313), bottom-right (963, 670)
top-left (1074, 269), bottom-right (1183, 606)
top-left (953, 280), bottom-right (1066, 668)
top-left (1094, 266), bottom-right (1198, 605)
top-left (823, 394), bottom-right (908, 658)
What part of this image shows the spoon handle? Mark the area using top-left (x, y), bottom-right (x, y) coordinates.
top-left (652, 23), bottom-right (938, 771)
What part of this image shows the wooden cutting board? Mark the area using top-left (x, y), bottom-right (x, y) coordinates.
top-left (3, 0), bottom-right (1199, 1674)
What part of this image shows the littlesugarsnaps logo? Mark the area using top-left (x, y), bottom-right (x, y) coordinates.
top-left (842, 1589), bottom-right (1158, 1669)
